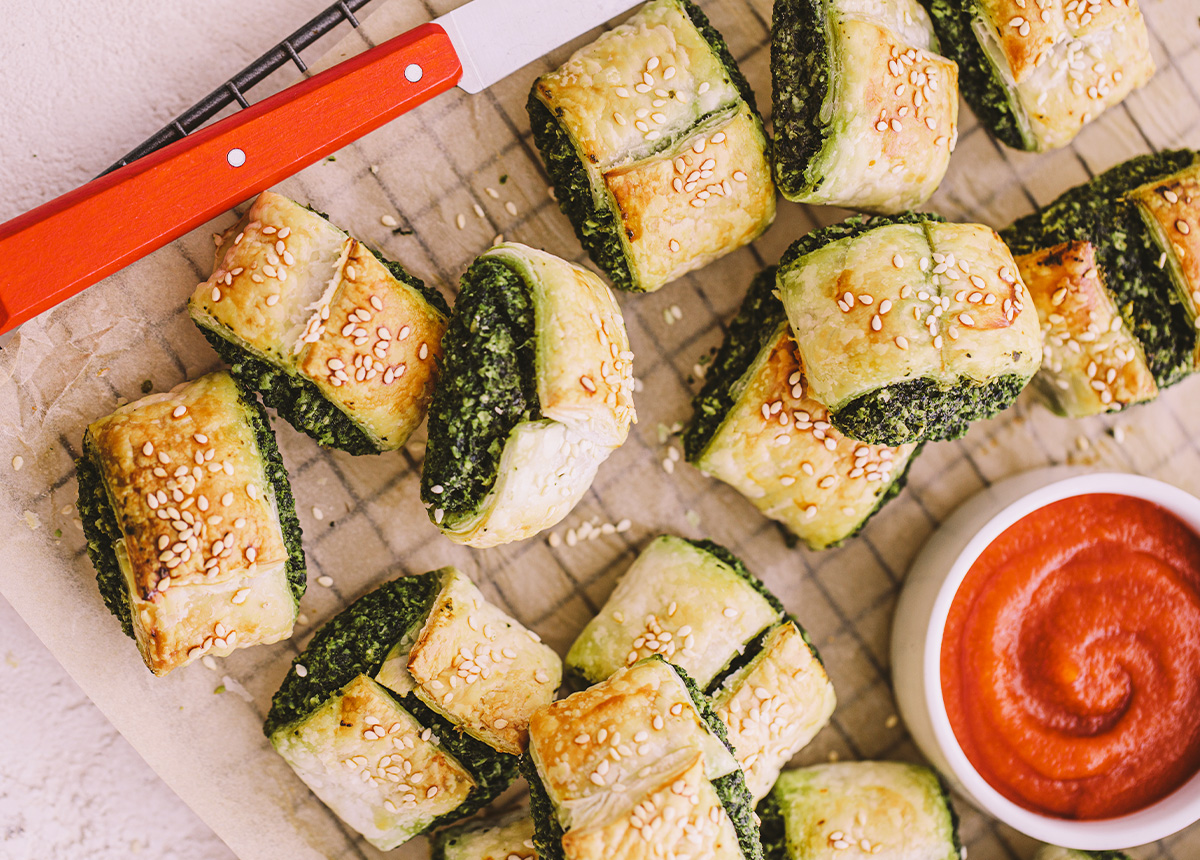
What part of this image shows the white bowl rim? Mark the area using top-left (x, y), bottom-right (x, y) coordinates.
top-left (921, 470), bottom-right (1200, 848)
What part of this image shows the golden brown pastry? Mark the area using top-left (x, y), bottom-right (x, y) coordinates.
top-left (773, 0), bottom-right (959, 211)
top-left (76, 372), bottom-right (303, 675)
top-left (925, 0), bottom-right (1154, 151)
top-left (189, 191), bottom-right (448, 453)
top-left (528, 0), bottom-right (774, 292)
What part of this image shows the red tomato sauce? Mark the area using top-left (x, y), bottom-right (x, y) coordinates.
top-left (941, 493), bottom-right (1200, 819)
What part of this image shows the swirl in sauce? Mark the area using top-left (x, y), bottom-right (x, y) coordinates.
top-left (941, 493), bottom-right (1200, 819)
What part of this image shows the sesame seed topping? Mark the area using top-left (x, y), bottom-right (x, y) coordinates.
top-left (172, 405), bottom-right (187, 418)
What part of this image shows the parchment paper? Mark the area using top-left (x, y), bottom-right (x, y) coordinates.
top-left (2, 1), bottom-right (1199, 858)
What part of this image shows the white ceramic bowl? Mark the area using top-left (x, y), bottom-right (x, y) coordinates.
top-left (892, 467), bottom-right (1200, 849)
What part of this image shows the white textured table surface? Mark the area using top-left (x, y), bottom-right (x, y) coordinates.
top-left (0, 2), bottom-right (342, 856)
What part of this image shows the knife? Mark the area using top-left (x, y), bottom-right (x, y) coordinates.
top-left (0, 0), bottom-right (641, 335)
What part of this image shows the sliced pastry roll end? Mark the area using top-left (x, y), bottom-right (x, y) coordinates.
top-left (772, 0), bottom-right (959, 212)
top-left (687, 267), bottom-right (920, 549)
top-left (712, 620), bottom-right (836, 802)
top-left (778, 214), bottom-right (1041, 445)
top-left (1016, 241), bottom-right (1158, 417)
top-left (189, 191), bottom-right (449, 454)
top-left (76, 371), bottom-right (304, 675)
top-left (1003, 149), bottom-right (1200, 395)
top-left (266, 569), bottom-right (558, 849)
top-left (529, 0), bottom-right (774, 293)
top-left (566, 535), bottom-right (784, 688)
top-left (925, 0), bottom-right (1154, 151)
top-left (422, 243), bottom-right (635, 547)
top-left (758, 761), bottom-right (963, 860)
top-left (524, 656), bottom-right (761, 860)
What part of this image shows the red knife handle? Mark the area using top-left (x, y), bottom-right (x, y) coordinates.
top-left (0, 23), bottom-right (462, 335)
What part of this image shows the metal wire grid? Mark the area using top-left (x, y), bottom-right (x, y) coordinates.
top-left (17, 0), bottom-right (1200, 857)
top-left (98, 0), bottom-right (374, 177)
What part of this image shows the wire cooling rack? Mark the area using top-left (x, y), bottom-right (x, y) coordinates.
top-left (99, 0), bottom-right (375, 176)
top-left (2, 1), bottom-right (1199, 859)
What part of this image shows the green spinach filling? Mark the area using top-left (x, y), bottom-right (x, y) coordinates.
top-left (754, 791), bottom-right (788, 860)
top-left (265, 572), bottom-right (516, 827)
top-left (832, 373), bottom-right (1029, 444)
top-left (527, 0), bottom-right (760, 292)
top-left (197, 327), bottom-right (380, 454)
top-left (76, 439), bottom-right (134, 637)
top-left (1003, 150), bottom-right (1200, 388)
top-left (421, 256), bottom-right (540, 523)
top-left (921, 0), bottom-right (1029, 150)
top-left (770, 0), bottom-right (831, 197)
top-left (76, 381), bottom-right (305, 640)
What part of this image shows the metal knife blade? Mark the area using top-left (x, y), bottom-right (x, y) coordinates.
top-left (437, 0), bottom-right (643, 94)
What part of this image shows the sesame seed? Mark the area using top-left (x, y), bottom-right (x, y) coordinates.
top-left (317, 576), bottom-right (334, 587)
top-left (455, 213), bottom-right (466, 230)
top-left (1178, 220), bottom-right (1192, 235)
top-left (892, 254), bottom-right (904, 268)
top-left (172, 405), bottom-right (187, 418)
top-left (381, 214), bottom-right (399, 228)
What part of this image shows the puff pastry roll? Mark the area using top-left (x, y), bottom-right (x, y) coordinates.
top-left (711, 620), bottom-right (836, 802)
top-left (779, 213), bottom-right (1041, 445)
top-left (528, 0), bottom-right (774, 293)
top-left (566, 536), bottom-right (784, 688)
top-left (189, 191), bottom-right (450, 454)
top-left (924, 0), bottom-right (1154, 151)
top-left (421, 243), bottom-right (635, 547)
top-left (76, 371), bottom-right (304, 676)
top-left (772, 0), bottom-right (959, 212)
top-left (266, 568), bottom-right (561, 850)
top-left (757, 762), bottom-right (963, 859)
top-left (1004, 150), bottom-right (1200, 413)
top-left (685, 267), bottom-right (921, 549)
top-left (434, 812), bottom-right (538, 860)
top-left (523, 657), bottom-right (763, 860)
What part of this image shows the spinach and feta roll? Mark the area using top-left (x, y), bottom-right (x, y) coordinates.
top-left (1017, 241), bottom-right (1159, 417)
top-left (189, 191), bottom-right (450, 454)
top-left (685, 267), bottom-right (921, 549)
top-left (1004, 150), bottom-right (1200, 415)
top-left (772, 0), bottom-right (959, 212)
top-left (1033, 850), bottom-right (1132, 860)
top-left (711, 620), bottom-right (837, 802)
top-left (757, 762), bottom-right (963, 859)
top-left (923, 0), bottom-right (1154, 152)
top-left (421, 243), bottom-right (635, 547)
top-left (266, 568), bottom-right (561, 851)
top-left (528, 0), bottom-right (774, 293)
top-left (433, 812), bottom-right (538, 860)
top-left (779, 213), bottom-right (1041, 445)
top-left (76, 371), bottom-right (304, 676)
top-left (566, 536), bottom-right (784, 687)
top-left (523, 656), bottom-right (763, 860)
